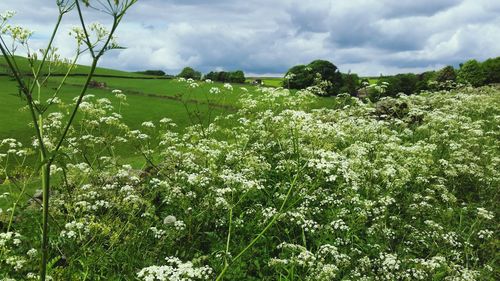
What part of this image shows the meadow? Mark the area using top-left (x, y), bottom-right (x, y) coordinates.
top-left (1, 55), bottom-right (498, 279)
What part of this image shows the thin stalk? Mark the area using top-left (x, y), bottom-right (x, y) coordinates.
top-left (215, 172), bottom-right (301, 280)
top-left (224, 207), bottom-right (233, 266)
top-left (29, 13), bottom-right (63, 94)
top-left (40, 163), bottom-right (51, 281)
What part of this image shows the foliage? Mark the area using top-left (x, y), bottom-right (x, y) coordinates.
top-left (205, 70), bottom-right (246, 83)
top-left (415, 70), bottom-right (436, 92)
top-left (284, 60), bottom-right (343, 96)
top-left (435, 66), bottom-right (456, 83)
top-left (457, 59), bottom-right (486, 87)
top-left (340, 72), bottom-right (360, 96)
top-left (137, 70), bottom-right (166, 76)
top-left (178, 67), bottom-right (202, 80)
top-left (378, 73), bottom-right (418, 97)
top-left (0, 1), bottom-right (136, 280)
top-left (481, 56), bottom-right (500, 84)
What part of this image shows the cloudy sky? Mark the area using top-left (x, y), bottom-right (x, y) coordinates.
top-left (1, 0), bottom-right (499, 76)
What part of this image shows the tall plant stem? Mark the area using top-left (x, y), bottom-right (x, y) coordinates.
top-left (215, 172), bottom-right (300, 281)
top-left (29, 13), bottom-right (63, 94)
top-left (40, 162), bottom-right (51, 281)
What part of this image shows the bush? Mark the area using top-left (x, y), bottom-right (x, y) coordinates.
top-left (482, 57), bottom-right (500, 84)
top-left (457, 60), bottom-right (486, 87)
top-left (178, 67), bottom-right (202, 80)
top-left (284, 60), bottom-right (344, 96)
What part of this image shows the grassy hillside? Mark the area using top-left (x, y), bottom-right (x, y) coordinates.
top-left (0, 57), bottom-right (341, 147)
top-left (0, 55), bottom-right (160, 78)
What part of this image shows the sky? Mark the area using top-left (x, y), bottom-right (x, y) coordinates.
top-left (1, 0), bottom-right (499, 76)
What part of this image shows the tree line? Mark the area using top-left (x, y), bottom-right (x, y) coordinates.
top-left (173, 56), bottom-right (500, 98)
top-left (282, 57), bottom-right (500, 99)
top-left (177, 67), bottom-right (246, 83)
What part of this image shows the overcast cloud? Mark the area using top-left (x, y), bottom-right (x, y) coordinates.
top-left (1, 0), bottom-right (499, 76)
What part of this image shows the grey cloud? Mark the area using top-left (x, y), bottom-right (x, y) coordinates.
top-left (1, 0), bottom-right (499, 76)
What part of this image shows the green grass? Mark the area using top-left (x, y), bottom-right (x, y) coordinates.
top-left (0, 55), bottom-right (159, 78)
top-left (247, 77), bottom-right (284, 87)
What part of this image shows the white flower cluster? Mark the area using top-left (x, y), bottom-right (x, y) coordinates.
top-left (137, 257), bottom-right (213, 281)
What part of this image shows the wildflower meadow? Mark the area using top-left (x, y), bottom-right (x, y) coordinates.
top-left (0, 1), bottom-right (499, 281)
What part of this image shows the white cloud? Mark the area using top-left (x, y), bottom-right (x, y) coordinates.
top-left (1, 0), bottom-right (499, 76)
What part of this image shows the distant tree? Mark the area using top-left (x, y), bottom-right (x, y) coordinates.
top-left (204, 70), bottom-right (246, 83)
top-left (482, 57), bottom-right (500, 84)
top-left (139, 70), bottom-right (166, 76)
top-left (415, 71), bottom-right (436, 92)
top-left (229, 70), bottom-right (246, 83)
top-left (283, 60), bottom-right (343, 95)
top-left (435, 66), bottom-right (456, 83)
top-left (308, 60), bottom-right (343, 95)
top-left (204, 71), bottom-right (217, 81)
top-left (380, 73), bottom-right (418, 96)
top-left (457, 60), bottom-right (486, 87)
top-left (216, 71), bottom-right (229, 82)
top-left (283, 65), bottom-right (314, 89)
top-left (340, 72), bottom-right (360, 96)
top-left (178, 67), bottom-right (202, 80)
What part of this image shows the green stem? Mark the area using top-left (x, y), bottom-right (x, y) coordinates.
top-left (224, 207), bottom-right (233, 266)
top-left (40, 162), bottom-right (51, 281)
top-left (215, 173), bottom-right (300, 280)
top-left (29, 13), bottom-right (63, 94)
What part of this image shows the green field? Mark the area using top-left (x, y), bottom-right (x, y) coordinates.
top-left (246, 77), bottom-right (284, 87)
top-left (0, 57), bottom-right (251, 144)
top-left (0, 57), bottom-right (339, 147)
top-left (0, 55), bottom-right (157, 78)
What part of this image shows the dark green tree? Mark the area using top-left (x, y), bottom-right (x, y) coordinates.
top-left (457, 59), bottom-right (486, 87)
top-left (482, 57), bottom-right (500, 84)
top-left (283, 60), bottom-right (344, 95)
top-left (435, 66), bottom-right (456, 83)
top-left (229, 70), bottom-right (246, 83)
top-left (415, 71), bottom-right (436, 92)
top-left (283, 65), bottom-right (314, 90)
top-left (340, 72), bottom-right (360, 96)
top-left (178, 67), bottom-right (202, 80)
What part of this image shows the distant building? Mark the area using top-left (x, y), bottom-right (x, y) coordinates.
top-left (251, 79), bottom-right (263, 85)
top-left (89, 80), bottom-right (107, 89)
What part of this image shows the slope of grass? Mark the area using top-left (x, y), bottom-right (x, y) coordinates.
top-left (0, 55), bottom-right (161, 78)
